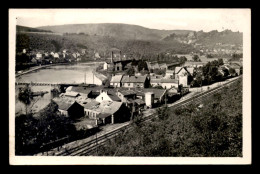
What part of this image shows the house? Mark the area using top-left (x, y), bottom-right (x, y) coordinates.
top-left (183, 61), bottom-right (206, 68)
top-left (31, 57), bottom-right (37, 64)
top-left (69, 86), bottom-right (93, 98)
top-left (95, 90), bottom-right (121, 103)
top-left (160, 79), bottom-right (179, 89)
top-left (135, 88), bottom-right (167, 104)
top-left (150, 79), bottom-right (162, 87)
top-left (53, 53), bottom-right (60, 59)
top-left (36, 53), bottom-right (42, 60)
top-left (110, 74), bottom-right (124, 87)
top-left (175, 67), bottom-right (194, 87)
top-left (83, 100), bottom-right (130, 124)
top-left (116, 89), bottom-right (137, 103)
top-left (165, 70), bottom-right (175, 79)
top-left (121, 75), bottom-right (149, 88)
top-left (229, 63), bottom-right (241, 75)
top-left (54, 100), bottom-right (84, 119)
top-left (151, 63), bottom-right (160, 69)
top-left (94, 52), bottom-right (100, 58)
top-left (93, 72), bottom-right (108, 85)
top-left (81, 49), bottom-right (87, 54)
top-left (64, 91), bottom-right (80, 98)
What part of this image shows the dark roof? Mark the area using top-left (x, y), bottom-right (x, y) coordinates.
top-left (121, 75), bottom-right (147, 83)
top-left (134, 99), bottom-right (145, 105)
top-left (71, 86), bottom-right (92, 95)
top-left (118, 89), bottom-right (137, 96)
top-left (107, 91), bottom-right (121, 101)
top-left (161, 79), bottom-right (179, 83)
top-left (136, 88), bottom-right (166, 99)
top-left (55, 101), bottom-right (76, 111)
top-left (83, 100), bottom-right (100, 109)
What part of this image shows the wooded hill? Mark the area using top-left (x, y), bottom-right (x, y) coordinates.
top-left (16, 23), bottom-right (243, 57)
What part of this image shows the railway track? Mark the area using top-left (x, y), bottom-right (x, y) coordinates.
top-left (53, 76), bottom-right (242, 156)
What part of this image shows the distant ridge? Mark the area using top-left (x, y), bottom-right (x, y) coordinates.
top-left (37, 23), bottom-right (193, 41)
top-left (17, 25), bottom-right (53, 33)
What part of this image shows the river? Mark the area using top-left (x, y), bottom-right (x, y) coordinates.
top-left (15, 62), bottom-right (104, 116)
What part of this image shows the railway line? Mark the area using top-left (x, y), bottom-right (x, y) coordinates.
top-left (51, 76), bottom-right (242, 156)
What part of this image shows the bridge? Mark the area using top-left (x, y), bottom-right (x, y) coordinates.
top-left (15, 82), bottom-right (81, 87)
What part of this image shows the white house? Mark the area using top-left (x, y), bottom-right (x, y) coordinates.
top-left (110, 74), bottom-right (123, 87)
top-left (103, 62), bottom-right (108, 70)
top-left (95, 91), bottom-right (121, 103)
top-left (54, 53), bottom-right (60, 59)
top-left (160, 79), bottom-right (179, 89)
top-left (36, 53), bottom-right (42, 60)
top-left (165, 70), bottom-right (175, 79)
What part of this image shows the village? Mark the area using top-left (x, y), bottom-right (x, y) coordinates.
top-left (27, 48), bottom-right (241, 137)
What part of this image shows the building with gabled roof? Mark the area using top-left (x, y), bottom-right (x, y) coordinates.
top-left (121, 74), bottom-right (149, 88)
top-left (135, 88), bottom-right (166, 104)
top-left (110, 74), bottom-right (124, 87)
top-left (95, 90), bottom-right (121, 103)
top-left (161, 79), bottom-right (179, 89)
top-left (53, 100), bottom-right (84, 119)
top-left (83, 100), bottom-right (130, 125)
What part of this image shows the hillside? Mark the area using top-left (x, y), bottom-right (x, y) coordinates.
top-left (163, 29), bottom-right (243, 47)
top-left (37, 23), bottom-right (192, 41)
top-left (16, 23), bottom-right (243, 58)
top-left (17, 25), bottom-right (53, 33)
top-left (16, 32), bottom-right (197, 56)
top-left (95, 78), bottom-right (242, 157)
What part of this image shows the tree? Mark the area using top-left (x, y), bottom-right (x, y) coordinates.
top-left (218, 58), bottom-right (224, 66)
top-left (229, 68), bottom-right (236, 76)
top-left (126, 67), bottom-right (135, 76)
top-left (18, 85), bottom-right (32, 105)
top-left (157, 106), bottom-right (169, 120)
top-left (192, 55), bottom-right (200, 62)
top-left (137, 60), bottom-right (148, 72)
top-left (179, 56), bottom-right (188, 64)
top-left (15, 101), bottom-right (77, 155)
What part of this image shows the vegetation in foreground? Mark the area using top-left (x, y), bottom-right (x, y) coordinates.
top-left (96, 78), bottom-right (242, 157)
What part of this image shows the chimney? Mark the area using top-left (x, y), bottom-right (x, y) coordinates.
top-left (120, 51), bottom-right (122, 61)
top-left (111, 51), bottom-right (114, 63)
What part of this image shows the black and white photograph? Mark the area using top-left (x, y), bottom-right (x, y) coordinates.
top-left (9, 8), bottom-right (251, 165)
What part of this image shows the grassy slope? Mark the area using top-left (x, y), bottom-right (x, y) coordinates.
top-left (37, 23), bottom-right (192, 41)
top-left (96, 78), bottom-right (242, 157)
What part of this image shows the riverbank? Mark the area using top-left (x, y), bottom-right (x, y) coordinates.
top-left (16, 61), bottom-right (105, 78)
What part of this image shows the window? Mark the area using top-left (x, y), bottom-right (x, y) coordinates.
top-left (128, 83), bottom-right (131, 86)
top-left (102, 97), bottom-right (103, 100)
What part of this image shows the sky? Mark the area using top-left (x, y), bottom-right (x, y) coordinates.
top-left (12, 9), bottom-right (250, 32)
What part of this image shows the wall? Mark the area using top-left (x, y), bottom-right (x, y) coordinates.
top-left (84, 109), bottom-right (100, 119)
top-left (110, 82), bottom-right (121, 87)
top-left (58, 109), bottom-right (68, 117)
top-left (122, 82), bottom-right (134, 88)
top-left (161, 83), bottom-right (178, 89)
top-left (179, 75), bottom-right (188, 87)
